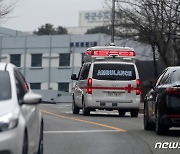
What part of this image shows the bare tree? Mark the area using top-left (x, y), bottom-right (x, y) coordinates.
top-left (0, 0), bottom-right (16, 22)
top-left (106, 0), bottom-right (180, 66)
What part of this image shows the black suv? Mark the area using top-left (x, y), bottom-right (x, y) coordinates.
top-left (143, 66), bottom-right (180, 135)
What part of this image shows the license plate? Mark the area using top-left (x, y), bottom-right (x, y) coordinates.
top-left (107, 92), bottom-right (122, 97)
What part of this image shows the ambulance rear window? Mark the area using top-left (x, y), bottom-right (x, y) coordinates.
top-left (93, 64), bottom-right (136, 80)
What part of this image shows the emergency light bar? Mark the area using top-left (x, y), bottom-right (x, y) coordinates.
top-left (86, 50), bottom-right (135, 57)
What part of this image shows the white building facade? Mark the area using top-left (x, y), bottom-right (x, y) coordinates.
top-left (0, 33), bottom-right (154, 102)
top-left (0, 34), bottom-right (111, 92)
top-left (67, 10), bottom-right (111, 34)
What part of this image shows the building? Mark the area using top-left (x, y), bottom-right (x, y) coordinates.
top-left (67, 10), bottom-right (111, 34)
top-left (0, 27), bottom-right (30, 36)
top-left (0, 28), bottom-right (156, 102)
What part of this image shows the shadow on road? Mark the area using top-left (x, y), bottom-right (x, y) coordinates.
top-left (166, 129), bottom-right (180, 137)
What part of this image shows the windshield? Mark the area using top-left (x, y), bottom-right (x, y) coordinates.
top-left (93, 63), bottom-right (136, 80)
top-left (0, 71), bottom-right (11, 101)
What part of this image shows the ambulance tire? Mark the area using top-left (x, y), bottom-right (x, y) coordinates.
top-left (118, 109), bottom-right (126, 116)
top-left (82, 100), bottom-right (90, 116)
top-left (131, 109), bottom-right (139, 117)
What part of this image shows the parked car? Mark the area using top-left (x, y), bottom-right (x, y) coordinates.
top-left (71, 45), bottom-right (140, 117)
top-left (144, 66), bottom-right (180, 135)
top-left (0, 63), bottom-right (43, 154)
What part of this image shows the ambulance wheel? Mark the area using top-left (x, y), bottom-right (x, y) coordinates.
top-left (72, 98), bottom-right (80, 114)
top-left (118, 110), bottom-right (126, 116)
top-left (131, 109), bottom-right (139, 117)
top-left (82, 100), bottom-right (90, 116)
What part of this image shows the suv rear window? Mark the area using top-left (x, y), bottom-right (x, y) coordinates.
top-left (93, 64), bottom-right (136, 80)
top-left (0, 71), bottom-right (11, 101)
top-left (172, 70), bottom-right (180, 82)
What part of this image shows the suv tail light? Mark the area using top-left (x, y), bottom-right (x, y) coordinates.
top-left (136, 79), bottom-right (141, 95)
top-left (166, 87), bottom-right (180, 95)
top-left (87, 78), bottom-right (92, 94)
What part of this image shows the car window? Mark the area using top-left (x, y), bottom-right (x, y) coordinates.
top-left (79, 63), bottom-right (91, 80)
top-left (0, 71), bottom-right (11, 101)
top-left (93, 63), bottom-right (136, 80)
top-left (160, 71), bottom-right (171, 85)
top-left (155, 69), bottom-right (168, 86)
top-left (14, 70), bottom-right (29, 103)
top-left (172, 70), bottom-right (180, 82)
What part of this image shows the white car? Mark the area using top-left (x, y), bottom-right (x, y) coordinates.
top-left (71, 45), bottom-right (141, 117)
top-left (0, 63), bottom-right (43, 154)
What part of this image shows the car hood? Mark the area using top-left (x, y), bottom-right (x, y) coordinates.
top-left (0, 99), bottom-right (17, 116)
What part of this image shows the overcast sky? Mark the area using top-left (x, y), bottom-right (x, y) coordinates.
top-left (0, 0), bottom-right (106, 32)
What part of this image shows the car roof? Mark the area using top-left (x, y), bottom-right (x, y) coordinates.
top-left (0, 63), bottom-right (15, 72)
top-left (168, 66), bottom-right (180, 71)
top-left (87, 46), bottom-right (134, 51)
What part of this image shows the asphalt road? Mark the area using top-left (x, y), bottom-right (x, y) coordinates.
top-left (40, 103), bottom-right (180, 154)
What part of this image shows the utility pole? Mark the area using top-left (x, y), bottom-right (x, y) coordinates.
top-left (111, 0), bottom-right (115, 43)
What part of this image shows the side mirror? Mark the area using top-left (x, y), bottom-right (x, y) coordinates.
top-left (71, 74), bottom-right (78, 80)
top-left (143, 81), bottom-right (153, 88)
top-left (23, 92), bottom-right (42, 104)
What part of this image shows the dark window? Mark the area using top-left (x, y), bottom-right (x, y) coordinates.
top-left (14, 70), bottom-right (29, 103)
top-left (10, 54), bottom-right (21, 67)
top-left (93, 64), bottom-right (136, 80)
top-left (161, 71), bottom-right (171, 84)
top-left (85, 42), bottom-right (89, 47)
top-left (58, 83), bottom-right (69, 92)
top-left (31, 54), bottom-right (42, 67)
top-left (156, 69), bottom-right (168, 86)
top-left (30, 83), bottom-right (41, 89)
top-left (75, 42), bottom-right (79, 47)
top-left (93, 42), bottom-right (97, 46)
top-left (90, 42), bottom-right (94, 47)
top-left (70, 42), bottom-right (74, 47)
top-left (172, 70), bottom-right (180, 82)
top-left (81, 42), bottom-right (84, 47)
top-left (80, 64), bottom-right (91, 80)
top-left (0, 71), bottom-right (11, 101)
top-left (59, 53), bottom-right (70, 66)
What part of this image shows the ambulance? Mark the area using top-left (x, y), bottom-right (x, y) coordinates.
top-left (71, 45), bottom-right (141, 117)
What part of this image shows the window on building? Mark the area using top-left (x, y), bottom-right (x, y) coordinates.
top-left (93, 42), bottom-right (97, 46)
top-left (75, 42), bottom-right (79, 47)
top-left (70, 42), bottom-right (74, 47)
top-left (80, 42), bottom-right (84, 47)
top-left (30, 83), bottom-right (41, 89)
top-left (59, 53), bottom-right (70, 66)
top-left (58, 82), bottom-right (69, 92)
top-left (10, 54), bottom-right (21, 67)
top-left (85, 42), bottom-right (89, 47)
top-left (31, 54), bottom-right (42, 67)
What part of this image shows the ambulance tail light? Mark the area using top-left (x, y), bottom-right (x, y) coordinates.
top-left (87, 78), bottom-right (92, 94)
top-left (136, 79), bottom-right (141, 95)
top-left (86, 50), bottom-right (135, 57)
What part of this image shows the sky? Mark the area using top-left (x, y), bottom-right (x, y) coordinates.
top-left (0, 0), bottom-right (106, 32)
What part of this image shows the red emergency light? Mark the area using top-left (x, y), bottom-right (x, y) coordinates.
top-left (86, 50), bottom-right (135, 57)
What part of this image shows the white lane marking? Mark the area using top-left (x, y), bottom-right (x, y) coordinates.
top-left (65, 111), bottom-right (143, 116)
top-left (65, 111), bottom-right (119, 115)
top-left (44, 130), bottom-right (118, 134)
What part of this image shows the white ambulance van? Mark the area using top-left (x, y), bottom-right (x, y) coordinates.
top-left (71, 45), bottom-right (141, 117)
